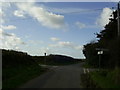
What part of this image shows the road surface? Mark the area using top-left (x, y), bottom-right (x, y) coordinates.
top-left (20, 63), bottom-right (84, 88)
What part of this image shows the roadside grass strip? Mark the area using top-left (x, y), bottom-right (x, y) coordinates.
top-left (3, 65), bottom-right (48, 88)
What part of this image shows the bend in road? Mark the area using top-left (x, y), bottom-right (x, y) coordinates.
top-left (20, 63), bottom-right (84, 88)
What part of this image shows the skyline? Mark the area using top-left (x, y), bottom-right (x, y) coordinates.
top-left (0, 1), bottom-right (117, 58)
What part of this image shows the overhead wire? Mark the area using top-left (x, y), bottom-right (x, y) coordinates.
top-left (6, 4), bottom-right (117, 22)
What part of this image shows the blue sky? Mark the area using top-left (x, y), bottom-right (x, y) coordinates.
top-left (0, 1), bottom-right (117, 58)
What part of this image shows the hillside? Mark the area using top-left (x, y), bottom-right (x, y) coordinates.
top-left (2, 49), bottom-right (36, 69)
top-left (2, 49), bottom-right (46, 88)
top-left (32, 54), bottom-right (81, 65)
top-left (2, 49), bottom-right (81, 88)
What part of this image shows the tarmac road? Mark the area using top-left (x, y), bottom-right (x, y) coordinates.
top-left (20, 63), bottom-right (84, 88)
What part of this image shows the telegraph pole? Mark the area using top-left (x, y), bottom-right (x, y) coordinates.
top-left (44, 53), bottom-right (46, 65)
top-left (117, 1), bottom-right (120, 37)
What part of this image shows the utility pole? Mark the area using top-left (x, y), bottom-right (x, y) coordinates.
top-left (44, 53), bottom-right (46, 65)
top-left (99, 53), bottom-right (101, 70)
top-left (117, 1), bottom-right (120, 37)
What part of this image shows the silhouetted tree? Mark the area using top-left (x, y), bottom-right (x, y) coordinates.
top-left (83, 9), bottom-right (120, 68)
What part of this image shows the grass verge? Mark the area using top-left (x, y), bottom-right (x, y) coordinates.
top-left (2, 64), bottom-right (48, 88)
top-left (82, 63), bottom-right (94, 68)
top-left (81, 69), bottom-right (120, 88)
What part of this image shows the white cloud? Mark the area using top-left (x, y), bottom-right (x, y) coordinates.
top-left (0, 28), bottom-right (25, 50)
top-left (0, 28), bottom-right (3, 40)
top-left (1, 25), bottom-right (16, 30)
top-left (75, 21), bottom-right (86, 29)
top-left (0, 0), bottom-right (36, 2)
top-left (0, 2), bottom-right (11, 23)
top-left (28, 40), bottom-right (44, 46)
top-left (58, 41), bottom-right (73, 47)
top-left (48, 41), bottom-right (84, 58)
top-left (50, 37), bottom-right (60, 42)
top-left (15, 2), bottom-right (66, 29)
top-left (58, 41), bottom-right (83, 50)
top-left (0, 2), bottom-right (25, 50)
top-left (74, 45), bottom-right (83, 50)
top-left (0, 8), bottom-right (5, 23)
top-left (1, 0), bottom-right (119, 2)
top-left (14, 10), bottom-right (25, 18)
top-left (49, 41), bottom-right (83, 50)
top-left (0, 2), bottom-right (11, 9)
top-left (96, 7), bottom-right (113, 27)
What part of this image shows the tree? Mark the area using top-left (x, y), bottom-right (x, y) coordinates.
top-left (83, 9), bottom-right (120, 68)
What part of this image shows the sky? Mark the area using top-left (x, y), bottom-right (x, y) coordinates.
top-left (0, 0), bottom-right (118, 59)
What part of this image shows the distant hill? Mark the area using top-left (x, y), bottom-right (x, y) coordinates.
top-left (47, 54), bottom-right (79, 62)
top-left (2, 49), bottom-right (82, 67)
top-left (33, 54), bottom-right (82, 65)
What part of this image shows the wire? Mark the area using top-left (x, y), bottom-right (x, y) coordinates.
top-left (50, 8), bottom-right (104, 15)
top-left (6, 8), bottom-right (103, 22)
top-left (6, 6), bottom-right (117, 22)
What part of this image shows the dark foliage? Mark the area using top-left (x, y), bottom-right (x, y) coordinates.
top-left (2, 49), bottom-right (35, 69)
top-left (83, 9), bottom-right (120, 68)
top-left (2, 49), bottom-right (39, 81)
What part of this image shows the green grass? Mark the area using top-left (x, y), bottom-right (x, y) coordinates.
top-left (90, 70), bottom-right (120, 88)
top-left (82, 63), bottom-right (94, 68)
top-left (81, 69), bottom-right (120, 88)
top-left (2, 64), bottom-right (48, 88)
